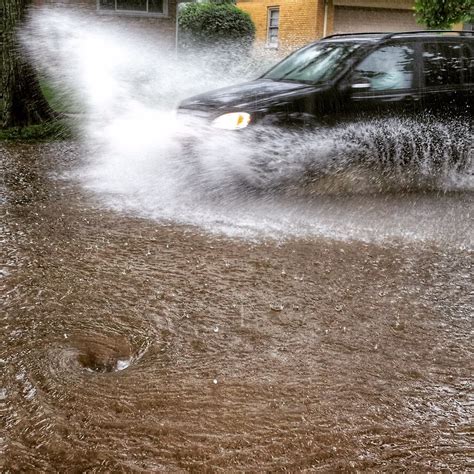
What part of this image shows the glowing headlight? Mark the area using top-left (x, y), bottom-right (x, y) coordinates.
top-left (212, 112), bottom-right (251, 130)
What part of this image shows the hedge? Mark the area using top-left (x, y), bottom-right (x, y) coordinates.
top-left (178, 2), bottom-right (256, 49)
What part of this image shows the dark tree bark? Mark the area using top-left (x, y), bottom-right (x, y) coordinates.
top-left (1, 0), bottom-right (56, 128)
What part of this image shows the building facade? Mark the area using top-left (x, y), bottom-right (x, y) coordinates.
top-left (33, 0), bottom-right (178, 46)
top-left (236, 0), bottom-right (425, 51)
top-left (33, 0), bottom-right (465, 52)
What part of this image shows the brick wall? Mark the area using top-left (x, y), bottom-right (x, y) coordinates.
top-left (238, 0), bottom-right (328, 52)
top-left (237, 0), bottom-right (425, 52)
top-left (32, 0), bottom-right (177, 47)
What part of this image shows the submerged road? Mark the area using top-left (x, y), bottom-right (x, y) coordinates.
top-left (1, 142), bottom-right (473, 471)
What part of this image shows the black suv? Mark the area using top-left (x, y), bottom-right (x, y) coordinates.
top-left (178, 31), bottom-right (473, 131)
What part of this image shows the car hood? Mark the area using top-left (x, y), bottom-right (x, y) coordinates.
top-left (179, 79), bottom-right (315, 112)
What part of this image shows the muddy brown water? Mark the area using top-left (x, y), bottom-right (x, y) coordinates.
top-left (1, 142), bottom-right (473, 471)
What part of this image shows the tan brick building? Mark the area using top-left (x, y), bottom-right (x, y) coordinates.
top-left (32, 0), bottom-right (464, 52)
top-left (33, 0), bottom-right (178, 46)
top-left (236, 0), bottom-right (426, 51)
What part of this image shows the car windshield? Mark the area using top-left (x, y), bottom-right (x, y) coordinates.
top-left (262, 42), bottom-right (362, 84)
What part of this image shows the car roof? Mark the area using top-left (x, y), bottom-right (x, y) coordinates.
top-left (321, 30), bottom-right (473, 43)
top-left (321, 33), bottom-right (386, 42)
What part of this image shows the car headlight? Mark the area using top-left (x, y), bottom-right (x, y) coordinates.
top-left (212, 112), bottom-right (251, 130)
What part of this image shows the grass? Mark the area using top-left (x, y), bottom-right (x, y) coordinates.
top-left (1, 77), bottom-right (82, 141)
top-left (0, 118), bottom-right (76, 141)
top-left (39, 77), bottom-right (84, 115)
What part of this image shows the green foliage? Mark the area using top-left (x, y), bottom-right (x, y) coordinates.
top-left (0, 119), bottom-right (75, 142)
top-left (178, 2), bottom-right (255, 49)
top-left (39, 78), bottom-right (84, 115)
top-left (208, 0), bottom-right (236, 4)
top-left (414, 0), bottom-right (473, 29)
top-left (1, 77), bottom-right (80, 141)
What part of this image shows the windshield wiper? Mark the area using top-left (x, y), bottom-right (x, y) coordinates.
top-left (274, 78), bottom-right (314, 85)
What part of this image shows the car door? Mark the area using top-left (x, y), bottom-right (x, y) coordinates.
top-left (418, 39), bottom-right (468, 116)
top-left (339, 40), bottom-right (422, 120)
top-left (460, 40), bottom-right (474, 113)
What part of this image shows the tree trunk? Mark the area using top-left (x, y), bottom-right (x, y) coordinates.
top-left (1, 0), bottom-right (56, 128)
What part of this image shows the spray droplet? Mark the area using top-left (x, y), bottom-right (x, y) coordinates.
top-left (116, 359), bottom-right (131, 371)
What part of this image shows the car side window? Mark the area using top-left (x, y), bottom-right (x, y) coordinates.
top-left (352, 43), bottom-right (415, 91)
top-left (461, 43), bottom-right (474, 84)
top-left (423, 42), bottom-right (463, 87)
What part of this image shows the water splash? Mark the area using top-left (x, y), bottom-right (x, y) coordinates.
top-left (22, 8), bottom-right (473, 246)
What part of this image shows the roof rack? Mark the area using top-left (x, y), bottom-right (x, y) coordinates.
top-left (322, 32), bottom-right (390, 40)
top-left (388, 30), bottom-right (473, 37)
top-left (323, 30), bottom-right (473, 40)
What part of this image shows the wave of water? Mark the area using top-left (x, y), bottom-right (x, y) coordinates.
top-left (22, 9), bottom-right (473, 245)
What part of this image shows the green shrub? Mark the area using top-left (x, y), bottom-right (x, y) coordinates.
top-left (178, 2), bottom-right (255, 50)
top-left (0, 119), bottom-right (75, 141)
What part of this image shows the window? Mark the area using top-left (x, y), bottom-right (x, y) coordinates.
top-left (423, 42), bottom-right (463, 87)
top-left (461, 44), bottom-right (474, 84)
top-left (263, 42), bottom-right (360, 84)
top-left (352, 44), bottom-right (415, 91)
top-left (267, 8), bottom-right (279, 48)
top-left (97, 0), bottom-right (166, 16)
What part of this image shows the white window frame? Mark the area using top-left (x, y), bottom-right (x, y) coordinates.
top-left (97, 0), bottom-right (169, 18)
top-left (267, 7), bottom-right (280, 49)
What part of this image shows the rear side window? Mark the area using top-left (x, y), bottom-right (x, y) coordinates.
top-left (353, 43), bottom-right (415, 91)
top-left (423, 42), bottom-right (463, 86)
top-left (461, 43), bottom-right (474, 84)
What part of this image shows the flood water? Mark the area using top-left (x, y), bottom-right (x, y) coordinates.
top-left (1, 141), bottom-right (473, 471)
top-left (1, 7), bottom-right (473, 471)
